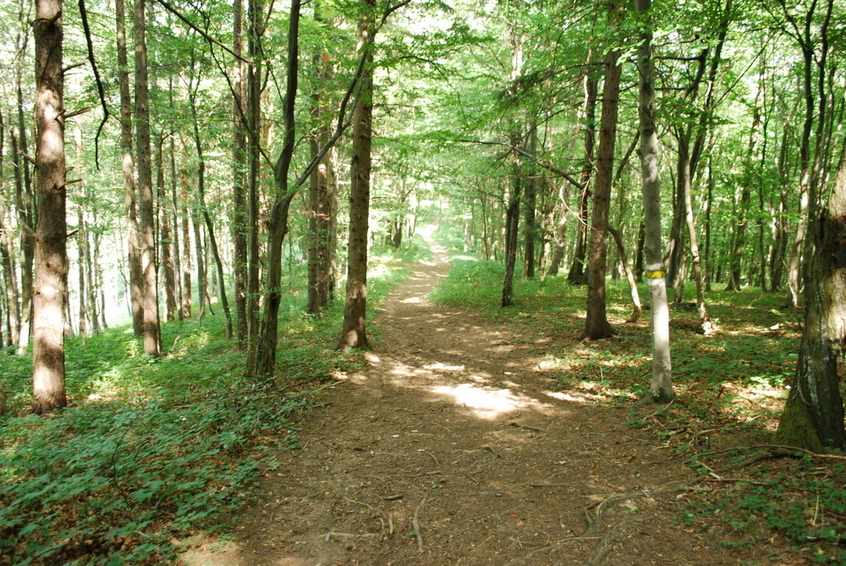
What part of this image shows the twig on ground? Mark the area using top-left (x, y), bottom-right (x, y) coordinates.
top-left (483, 445), bottom-right (502, 458)
top-left (419, 449), bottom-right (441, 467)
top-left (698, 444), bottom-right (846, 462)
top-left (413, 495), bottom-right (427, 552)
top-left (324, 531), bottom-right (380, 541)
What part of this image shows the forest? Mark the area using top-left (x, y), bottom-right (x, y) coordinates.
top-left (0, 0), bottom-right (845, 563)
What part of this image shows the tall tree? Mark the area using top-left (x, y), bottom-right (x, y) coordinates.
top-left (32, 0), bottom-right (68, 413)
top-left (340, 0), bottom-right (376, 349)
top-left (231, 0), bottom-right (248, 343)
top-left (134, 0), bottom-right (162, 356)
top-left (307, 0), bottom-right (336, 314)
top-left (115, 0), bottom-right (144, 336)
top-left (773, 149), bottom-right (846, 451)
top-left (637, 0), bottom-right (672, 402)
top-left (581, 43), bottom-right (620, 340)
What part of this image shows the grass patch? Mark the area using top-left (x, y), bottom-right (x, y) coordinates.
top-left (0, 254), bottom-right (416, 566)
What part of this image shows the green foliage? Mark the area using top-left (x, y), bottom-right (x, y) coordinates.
top-left (681, 457), bottom-right (846, 563)
top-left (0, 257), bottom-right (412, 565)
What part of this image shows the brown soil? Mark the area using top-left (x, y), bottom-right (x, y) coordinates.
top-left (181, 232), bottom-right (803, 566)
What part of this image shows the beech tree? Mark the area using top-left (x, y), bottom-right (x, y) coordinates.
top-left (773, 148), bottom-right (846, 451)
top-left (636, 0), bottom-right (672, 402)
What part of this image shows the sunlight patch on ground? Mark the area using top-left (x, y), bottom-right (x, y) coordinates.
top-left (543, 390), bottom-right (593, 403)
top-left (428, 383), bottom-right (553, 419)
top-left (401, 296), bottom-right (423, 303)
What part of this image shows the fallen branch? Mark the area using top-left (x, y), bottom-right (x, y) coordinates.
top-left (413, 495), bottom-right (427, 552)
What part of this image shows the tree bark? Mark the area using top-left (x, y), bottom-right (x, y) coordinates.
top-left (608, 225), bottom-right (641, 322)
top-left (115, 0), bottom-right (143, 337)
top-left (567, 64), bottom-right (596, 286)
top-left (307, 1), bottom-right (335, 314)
top-left (637, 0), bottom-right (672, 403)
top-left (773, 149), bottom-right (846, 451)
top-left (32, 0), bottom-right (68, 413)
top-left (133, 0), bottom-right (161, 356)
top-left (231, 0), bottom-right (248, 344)
top-left (15, 40), bottom-right (35, 356)
top-left (157, 135), bottom-right (177, 321)
top-left (581, 48), bottom-right (620, 340)
top-left (253, 0), bottom-right (303, 374)
top-left (501, 145), bottom-right (522, 308)
top-left (523, 126), bottom-right (538, 279)
top-left (243, 0), bottom-right (264, 373)
top-left (340, 0), bottom-right (375, 351)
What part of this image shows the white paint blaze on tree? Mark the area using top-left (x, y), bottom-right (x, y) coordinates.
top-left (32, 0), bottom-right (68, 413)
top-left (636, 0), bottom-right (673, 403)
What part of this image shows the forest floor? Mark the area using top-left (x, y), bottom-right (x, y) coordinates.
top-left (180, 229), bottom-right (817, 566)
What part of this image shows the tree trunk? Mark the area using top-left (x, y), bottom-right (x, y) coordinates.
top-left (545, 181), bottom-right (570, 278)
top-left (567, 66), bottom-right (596, 286)
top-left (133, 0), bottom-right (161, 356)
top-left (253, 0), bottom-right (303, 374)
top-left (180, 167), bottom-right (193, 320)
top-left (523, 126), bottom-right (538, 279)
top-left (189, 82), bottom-right (233, 336)
top-left (32, 0), bottom-right (68, 413)
top-left (637, 0), bottom-right (672, 403)
top-left (608, 225), bottom-right (641, 322)
top-left (232, 0), bottom-right (248, 344)
top-left (501, 149), bottom-right (522, 308)
top-left (581, 48), bottom-right (620, 340)
top-left (244, 0), bottom-right (264, 373)
top-left (193, 212), bottom-right (207, 319)
top-left (307, 2), bottom-right (335, 314)
top-left (15, 48), bottom-right (35, 356)
top-left (115, 0), bottom-right (143, 337)
top-left (0, 109), bottom-right (21, 346)
top-left (773, 150), bottom-right (846, 451)
top-left (157, 136), bottom-right (177, 321)
top-left (339, 0), bottom-right (375, 351)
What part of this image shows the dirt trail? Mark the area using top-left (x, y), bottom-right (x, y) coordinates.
top-left (182, 229), bottom-right (779, 566)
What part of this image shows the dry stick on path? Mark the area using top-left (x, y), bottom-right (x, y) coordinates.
top-left (413, 495), bottom-right (427, 552)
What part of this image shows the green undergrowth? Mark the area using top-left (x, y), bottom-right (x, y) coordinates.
top-left (431, 229), bottom-right (843, 563)
top-left (0, 256), bottom-right (415, 565)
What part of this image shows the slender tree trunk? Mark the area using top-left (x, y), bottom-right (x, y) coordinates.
top-left (568, 65), bottom-right (596, 286)
top-left (244, 0), bottom-right (264, 373)
top-left (773, 150), bottom-right (846, 451)
top-left (582, 48), bottom-right (620, 340)
top-left (339, 0), bottom-right (375, 351)
top-left (501, 145), bottom-right (522, 307)
top-left (189, 84), bottom-right (233, 336)
top-left (134, 0), bottom-right (161, 356)
top-left (683, 152), bottom-right (714, 334)
top-left (232, 0), bottom-right (248, 344)
top-left (74, 123), bottom-right (90, 337)
top-left (0, 110), bottom-right (22, 346)
top-left (157, 135), bottom-right (177, 321)
top-left (637, 0), bottom-right (672, 402)
top-left (307, 2), bottom-right (334, 314)
top-left (545, 181), bottom-right (570, 277)
top-left (254, 0), bottom-right (302, 374)
top-left (180, 167), bottom-right (192, 319)
top-left (608, 225), bottom-right (641, 322)
top-left (193, 212), bottom-right (207, 318)
top-left (32, 0), bottom-right (67, 413)
top-left (15, 45), bottom-right (35, 355)
top-left (523, 126), bottom-right (538, 279)
top-left (115, 0), bottom-right (143, 337)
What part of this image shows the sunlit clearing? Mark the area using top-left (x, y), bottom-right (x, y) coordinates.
top-left (429, 383), bottom-right (551, 419)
